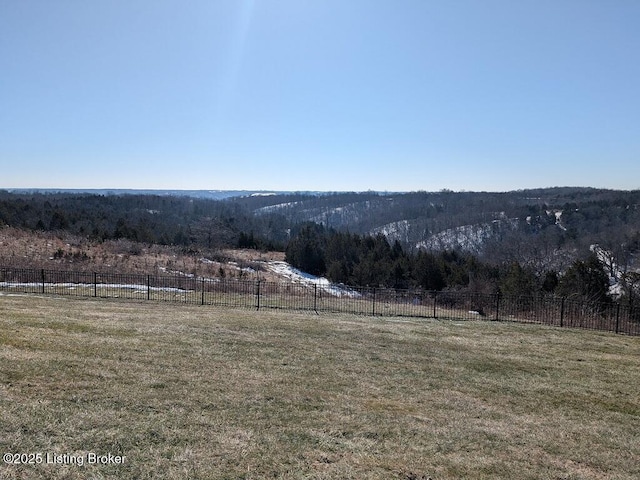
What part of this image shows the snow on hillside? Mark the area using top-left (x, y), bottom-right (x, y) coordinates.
top-left (416, 218), bottom-right (519, 254)
top-left (591, 244), bottom-right (626, 298)
top-left (278, 201), bottom-right (373, 227)
top-left (266, 261), bottom-right (361, 297)
top-left (370, 220), bottom-right (412, 243)
top-left (254, 201), bottom-right (301, 214)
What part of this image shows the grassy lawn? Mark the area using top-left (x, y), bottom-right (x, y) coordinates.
top-left (0, 294), bottom-right (639, 479)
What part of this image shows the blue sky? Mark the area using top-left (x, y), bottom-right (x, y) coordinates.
top-left (1, 0), bottom-right (639, 192)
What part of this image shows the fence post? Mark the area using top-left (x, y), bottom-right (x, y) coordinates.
top-left (255, 280), bottom-right (260, 310)
top-left (433, 291), bottom-right (438, 319)
top-left (93, 272), bottom-right (97, 297)
top-left (372, 288), bottom-right (376, 316)
top-left (615, 303), bottom-right (621, 334)
top-left (201, 278), bottom-right (205, 305)
top-left (494, 293), bottom-right (500, 321)
top-left (313, 283), bottom-right (318, 314)
top-left (560, 296), bottom-right (565, 328)
top-left (147, 275), bottom-right (151, 301)
top-left (41, 269), bottom-right (45, 294)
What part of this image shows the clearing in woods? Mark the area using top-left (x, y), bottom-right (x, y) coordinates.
top-left (0, 294), bottom-right (639, 479)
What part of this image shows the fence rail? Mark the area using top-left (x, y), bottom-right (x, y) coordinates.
top-left (1, 266), bottom-right (638, 336)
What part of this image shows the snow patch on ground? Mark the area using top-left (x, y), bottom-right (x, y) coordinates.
top-left (0, 282), bottom-right (191, 293)
top-left (142, 257), bottom-right (362, 297)
top-left (266, 261), bottom-right (361, 297)
top-left (158, 266), bottom-right (195, 278)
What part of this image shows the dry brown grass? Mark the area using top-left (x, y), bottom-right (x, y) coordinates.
top-left (0, 226), bottom-right (285, 281)
top-left (1, 294), bottom-right (639, 479)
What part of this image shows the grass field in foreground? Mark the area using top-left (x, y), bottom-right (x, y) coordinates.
top-left (0, 294), bottom-right (639, 480)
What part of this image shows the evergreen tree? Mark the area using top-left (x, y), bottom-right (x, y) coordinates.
top-left (413, 251), bottom-right (445, 291)
top-left (500, 262), bottom-right (538, 297)
top-left (285, 223), bottom-right (327, 276)
top-left (557, 254), bottom-right (610, 303)
top-left (541, 270), bottom-right (559, 293)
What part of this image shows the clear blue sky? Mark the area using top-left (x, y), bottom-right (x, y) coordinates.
top-left (1, 0), bottom-right (639, 192)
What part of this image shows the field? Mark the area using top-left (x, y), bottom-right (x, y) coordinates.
top-left (1, 295), bottom-right (639, 479)
top-left (0, 226), bottom-right (285, 281)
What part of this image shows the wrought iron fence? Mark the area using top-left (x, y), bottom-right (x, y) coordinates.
top-left (0, 266), bottom-right (638, 336)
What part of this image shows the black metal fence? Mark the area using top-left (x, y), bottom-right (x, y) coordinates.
top-left (1, 266), bottom-right (638, 336)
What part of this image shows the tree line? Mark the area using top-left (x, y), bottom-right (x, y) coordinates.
top-left (0, 192), bottom-right (286, 250)
top-left (1, 191), bottom-right (638, 305)
top-left (285, 222), bottom-right (623, 304)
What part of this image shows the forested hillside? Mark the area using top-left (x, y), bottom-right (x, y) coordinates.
top-left (239, 187), bottom-right (640, 273)
top-left (284, 221), bottom-right (632, 305)
top-left (0, 191), bottom-right (287, 249)
top-left (1, 188), bottom-right (639, 303)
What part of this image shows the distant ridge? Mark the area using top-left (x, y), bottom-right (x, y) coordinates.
top-left (2, 189), bottom-right (397, 200)
top-left (3, 189), bottom-right (301, 200)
